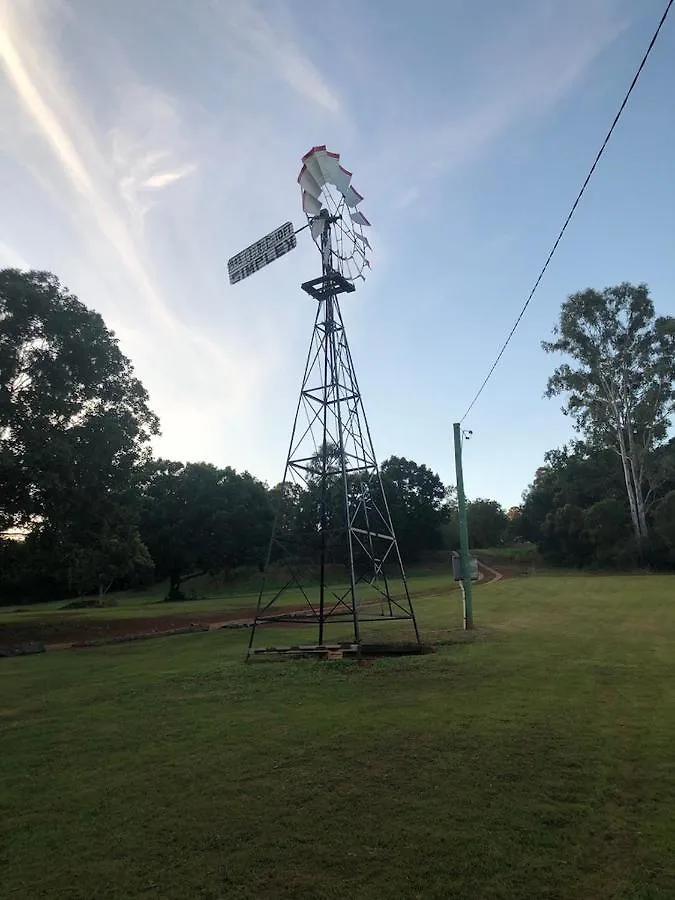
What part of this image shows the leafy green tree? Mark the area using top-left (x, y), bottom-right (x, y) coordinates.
top-left (0, 269), bottom-right (159, 596)
top-left (274, 453), bottom-right (449, 566)
top-left (504, 506), bottom-right (525, 543)
top-left (140, 461), bottom-right (272, 599)
top-left (521, 444), bottom-right (623, 559)
top-left (540, 504), bottom-right (591, 567)
top-left (583, 499), bottom-right (632, 567)
top-left (543, 283), bottom-right (675, 542)
top-left (466, 499), bottom-right (508, 548)
top-left (520, 443), bottom-right (625, 542)
top-left (653, 491), bottom-right (675, 554)
top-left (378, 456), bottom-right (448, 561)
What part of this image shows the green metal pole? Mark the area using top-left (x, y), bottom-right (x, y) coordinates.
top-left (453, 422), bottom-right (473, 630)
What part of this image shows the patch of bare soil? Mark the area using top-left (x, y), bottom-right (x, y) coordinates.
top-left (0, 607), bottom-right (258, 650)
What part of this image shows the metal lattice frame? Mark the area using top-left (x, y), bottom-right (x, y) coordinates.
top-left (247, 217), bottom-right (420, 656)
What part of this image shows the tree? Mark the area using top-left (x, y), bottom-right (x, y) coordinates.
top-left (653, 491), bottom-right (675, 554)
top-left (466, 498), bottom-right (508, 548)
top-left (140, 461), bottom-right (273, 599)
top-left (504, 506), bottom-right (525, 543)
top-left (521, 443), bottom-right (627, 563)
top-left (583, 499), bottom-right (632, 568)
top-left (0, 269), bottom-right (159, 596)
top-left (541, 504), bottom-right (591, 567)
top-left (378, 456), bottom-right (448, 561)
top-left (543, 283), bottom-right (675, 543)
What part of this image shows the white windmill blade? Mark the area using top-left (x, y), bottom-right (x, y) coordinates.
top-left (350, 209), bottom-right (371, 227)
top-left (314, 148), bottom-right (344, 189)
top-left (297, 146), bottom-right (373, 283)
top-left (301, 145), bottom-right (327, 188)
top-left (343, 184), bottom-right (364, 208)
top-left (333, 164), bottom-right (352, 196)
top-left (298, 164), bottom-right (322, 200)
top-left (302, 146), bottom-right (357, 202)
top-left (302, 191), bottom-right (322, 216)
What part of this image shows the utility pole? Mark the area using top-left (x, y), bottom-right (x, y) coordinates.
top-left (453, 422), bottom-right (473, 630)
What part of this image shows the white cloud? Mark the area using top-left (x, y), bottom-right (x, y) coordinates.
top-left (107, 82), bottom-right (197, 221)
top-left (0, 0), bottom-right (281, 470)
top-left (369, 0), bottom-right (627, 210)
top-left (0, 0), bottom-right (635, 488)
top-left (213, 0), bottom-right (342, 115)
top-left (0, 241), bottom-right (31, 270)
top-left (143, 164), bottom-right (196, 189)
top-left (0, 0), bottom-right (173, 327)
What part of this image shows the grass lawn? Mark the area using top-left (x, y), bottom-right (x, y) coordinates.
top-left (0, 570), bottom-right (455, 626)
top-left (2, 574), bottom-right (675, 898)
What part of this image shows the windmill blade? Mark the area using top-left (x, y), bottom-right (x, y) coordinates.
top-left (296, 146), bottom-right (373, 284)
top-left (298, 165), bottom-right (322, 199)
top-left (314, 149), bottom-right (341, 187)
top-left (333, 165), bottom-right (352, 196)
top-left (301, 146), bottom-right (355, 203)
top-left (343, 184), bottom-right (364, 208)
top-left (302, 191), bottom-right (322, 216)
top-left (350, 209), bottom-right (371, 227)
top-left (301, 145), bottom-right (327, 187)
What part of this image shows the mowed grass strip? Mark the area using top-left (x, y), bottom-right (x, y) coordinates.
top-left (0, 571), bottom-right (454, 629)
top-left (2, 575), bottom-right (675, 899)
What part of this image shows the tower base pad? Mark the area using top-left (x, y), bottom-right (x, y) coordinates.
top-left (249, 641), bottom-right (433, 661)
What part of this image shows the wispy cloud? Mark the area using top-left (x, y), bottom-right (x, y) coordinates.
top-left (366, 0), bottom-right (627, 210)
top-left (213, 0), bottom-right (342, 115)
top-left (432, 2), bottom-right (626, 172)
top-left (108, 81), bottom-right (197, 221)
top-left (0, 0), bottom-right (175, 327)
top-left (0, 241), bottom-right (31, 270)
top-left (143, 164), bottom-right (196, 189)
top-left (0, 0), bottom-right (639, 489)
top-left (0, 0), bottom-right (281, 469)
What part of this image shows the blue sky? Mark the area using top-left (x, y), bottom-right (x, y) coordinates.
top-left (1, 0), bottom-right (673, 507)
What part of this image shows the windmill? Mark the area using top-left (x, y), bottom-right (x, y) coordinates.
top-left (228, 146), bottom-right (420, 658)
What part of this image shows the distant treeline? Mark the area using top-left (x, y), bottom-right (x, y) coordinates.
top-left (1, 271), bottom-right (673, 604)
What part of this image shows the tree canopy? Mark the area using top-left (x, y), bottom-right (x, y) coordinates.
top-left (140, 461), bottom-right (273, 599)
top-left (0, 269), bottom-right (159, 599)
top-left (515, 438), bottom-right (675, 568)
top-left (2, 269), bottom-right (675, 607)
top-left (543, 283), bottom-right (675, 544)
top-left (378, 456), bottom-right (449, 561)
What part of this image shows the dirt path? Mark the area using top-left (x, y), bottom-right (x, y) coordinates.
top-left (1, 562), bottom-right (516, 654)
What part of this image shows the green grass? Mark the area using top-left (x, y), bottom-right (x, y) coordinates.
top-left (0, 570), bottom-right (454, 625)
top-left (3, 574), bottom-right (675, 898)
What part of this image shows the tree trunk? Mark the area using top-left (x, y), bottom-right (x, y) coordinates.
top-left (166, 568), bottom-right (184, 601)
top-left (617, 428), bottom-right (642, 541)
top-left (626, 427), bottom-right (649, 539)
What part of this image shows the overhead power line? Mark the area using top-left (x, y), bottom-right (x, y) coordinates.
top-left (459, 0), bottom-right (674, 424)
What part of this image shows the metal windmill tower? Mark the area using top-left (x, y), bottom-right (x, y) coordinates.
top-left (227, 146), bottom-right (420, 657)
